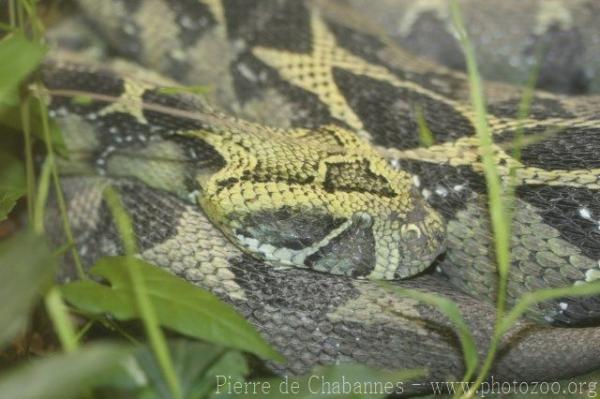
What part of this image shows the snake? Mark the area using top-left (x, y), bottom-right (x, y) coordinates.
top-left (40, 0), bottom-right (600, 390)
top-left (348, 0), bottom-right (600, 95)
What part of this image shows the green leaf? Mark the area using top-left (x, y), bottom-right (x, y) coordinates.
top-left (203, 350), bottom-right (249, 399)
top-left (0, 104), bottom-right (67, 158)
top-left (94, 340), bottom-right (249, 399)
top-left (0, 149), bottom-right (25, 221)
top-left (0, 343), bottom-right (131, 399)
top-left (0, 229), bottom-right (57, 348)
top-left (235, 364), bottom-right (426, 399)
top-left (102, 187), bottom-right (182, 399)
top-left (61, 256), bottom-right (283, 362)
top-left (0, 33), bottom-right (46, 106)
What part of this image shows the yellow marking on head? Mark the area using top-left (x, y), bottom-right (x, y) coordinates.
top-left (180, 122), bottom-right (444, 278)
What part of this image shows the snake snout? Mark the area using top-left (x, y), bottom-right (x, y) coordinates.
top-left (393, 202), bottom-right (447, 279)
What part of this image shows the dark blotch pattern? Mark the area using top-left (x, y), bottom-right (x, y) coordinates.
top-left (404, 69), bottom-right (468, 100)
top-left (43, 65), bottom-right (125, 99)
top-left (524, 24), bottom-right (589, 95)
top-left (165, 0), bottom-right (219, 78)
top-left (333, 68), bottom-right (474, 150)
top-left (246, 160), bottom-right (316, 186)
top-left (234, 206), bottom-right (347, 251)
top-left (230, 52), bottom-right (339, 128)
top-left (517, 184), bottom-right (600, 260)
top-left (498, 125), bottom-right (600, 170)
top-left (326, 15), bottom-right (466, 100)
top-left (488, 96), bottom-right (575, 119)
top-left (168, 135), bottom-right (227, 190)
top-left (326, 19), bottom-right (388, 67)
top-left (119, 181), bottom-right (185, 251)
top-left (92, 0), bottom-right (144, 60)
top-left (397, 160), bottom-right (487, 220)
top-left (224, 0), bottom-right (341, 128)
top-left (141, 89), bottom-right (208, 131)
top-left (45, 66), bottom-right (227, 190)
top-left (59, 178), bottom-right (185, 261)
top-left (223, 0), bottom-right (311, 53)
top-left (304, 214), bottom-right (376, 277)
top-left (230, 254), bottom-right (359, 312)
top-left (401, 11), bottom-right (466, 73)
top-left (172, 0), bottom-right (217, 48)
top-left (227, 256), bottom-right (460, 378)
top-left (323, 160), bottom-right (395, 197)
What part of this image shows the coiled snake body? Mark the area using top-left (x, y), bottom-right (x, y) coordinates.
top-left (44, 0), bottom-right (600, 388)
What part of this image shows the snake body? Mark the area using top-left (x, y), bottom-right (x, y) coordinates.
top-left (348, 0), bottom-right (600, 95)
top-left (43, 0), bottom-right (600, 387)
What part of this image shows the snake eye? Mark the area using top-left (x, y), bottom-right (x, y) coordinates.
top-left (400, 223), bottom-right (422, 240)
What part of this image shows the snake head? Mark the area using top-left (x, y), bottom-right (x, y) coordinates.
top-left (300, 199), bottom-right (447, 280)
top-left (197, 124), bottom-right (446, 280)
top-left (206, 185), bottom-right (446, 280)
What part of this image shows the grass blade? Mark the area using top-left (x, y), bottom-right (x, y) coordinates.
top-left (498, 282), bottom-right (600, 337)
top-left (389, 285), bottom-right (478, 381)
top-left (102, 186), bottom-right (182, 399)
top-left (450, 1), bottom-right (512, 394)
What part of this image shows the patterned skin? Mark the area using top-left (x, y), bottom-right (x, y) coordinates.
top-left (50, 173), bottom-right (600, 388)
top-left (349, 0), bottom-right (600, 94)
top-left (61, 0), bottom-right (600, 324)
top-left (42, 0), bottom-right (600, 387)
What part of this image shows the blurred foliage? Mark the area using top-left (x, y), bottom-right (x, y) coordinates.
top-left (61, 256), bottom-right (283, 362)
top-left (0, 343), bottom-right (130, 399)
top-left (0, 229), bottom-right (55, 348)
top-left (0, 149), bottom-right (25, 221)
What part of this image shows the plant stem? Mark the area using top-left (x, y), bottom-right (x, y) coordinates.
top-left (33, 157), bottom-right (52, 234)
top-left (44, 287), bottom-right (78, 352)
top-left (128, 261), bottom-right (183, 399)
top-left (8, 0), bottom-right (16, 26)
top-left (34, 87), bottom-right (87, 279)
top-left (20, 97), bottom-right (36, 221)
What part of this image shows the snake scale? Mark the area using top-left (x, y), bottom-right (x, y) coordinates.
top-left (41, 0), bottom-right (600, 388)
